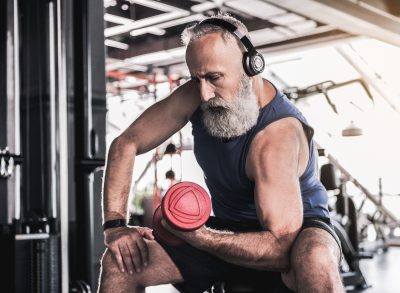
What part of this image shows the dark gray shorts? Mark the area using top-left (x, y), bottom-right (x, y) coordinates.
top-left (159, 216), bottom-right (341, 293)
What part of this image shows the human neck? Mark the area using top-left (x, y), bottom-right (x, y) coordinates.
top-left (252, 77), bottom-right (276, 109)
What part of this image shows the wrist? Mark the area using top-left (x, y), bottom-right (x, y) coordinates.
top-left (103, 218), bottom-right (127, 231)
top-left (188, 226), bottom-right (209, 248)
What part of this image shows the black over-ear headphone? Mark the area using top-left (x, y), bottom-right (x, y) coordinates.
top-left (197, 18), bottom-right (265, 77)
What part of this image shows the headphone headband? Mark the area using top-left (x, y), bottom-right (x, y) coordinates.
top-left (198, 18), bottom-right (255, 53)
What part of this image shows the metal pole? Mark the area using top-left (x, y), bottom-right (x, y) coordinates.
top-left (56, 0), bottom-right (69, 291)
top-left (48, 0), bottom-right (58, 220)
top-left (6, 0), bottom-right (22, 224)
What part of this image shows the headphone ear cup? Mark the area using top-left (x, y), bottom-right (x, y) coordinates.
top-left (242, 52), bottom-right (255, 76)
top-left (242, 51), bottom-right (265, 77)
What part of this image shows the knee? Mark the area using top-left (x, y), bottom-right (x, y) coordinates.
top-left (99, 249), bottom-right (143, 291)
top-left (293, 244), bottom-right (339, 273)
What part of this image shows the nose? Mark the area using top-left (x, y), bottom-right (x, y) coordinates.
top-left (199, 80), bottom-right (215, 103)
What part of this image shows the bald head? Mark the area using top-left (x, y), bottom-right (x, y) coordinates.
top-left (186, 32), bottom-right (243, 79)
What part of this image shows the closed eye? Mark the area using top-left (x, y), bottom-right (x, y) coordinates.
top-left (206, 73), bottom-right (221, 82)
top-left (191, 73), bottom-right (222, 84)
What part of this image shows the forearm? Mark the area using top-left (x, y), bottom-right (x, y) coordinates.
top-left (102, 136), bottom-right (137, 222)
top-left (188, 227), bottom-right (293, 271)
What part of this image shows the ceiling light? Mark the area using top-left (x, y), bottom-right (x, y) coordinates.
top-left (287, 20), bottom-right (317, 34)
top-left (342, 121), bottom-right (363, 137)
top-left (130, 27), bottom-right (166, 37)
top-left (105, 0), bottom-right (189, 37)
top-left (105, 39), bottom-right (129, 50)
top-left (191, 1), bottom-right (220, 13)
top-left (133, 0), bottom-right (181, 12)
top-left (249, 28), bottom-right (286, 46)
top-left (125, 46), bottom-right (186, 66)
top-left (269, 13), bottom-right (306, 25)
top-left (105, 10), bottom-right (189, 37)
top-left (104, 0), bottom-right (117, 8)
top-left (104, 13), bottom-right (133, 25)
top-left (129, 14), bottom-right (204, 38)
top-left (274, 26), bottom-right (296, 37)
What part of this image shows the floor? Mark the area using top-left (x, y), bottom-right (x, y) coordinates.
top-left (351, 246), bottom-right (400, 293)
top-left (145, 247), bottom-right (400, 293)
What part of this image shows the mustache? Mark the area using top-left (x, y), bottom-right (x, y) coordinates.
top-left (201, 97), bottom-right (231, 111)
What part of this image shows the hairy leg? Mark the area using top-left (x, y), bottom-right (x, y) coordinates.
top-left (281, 228), bottom-right (344, 293)
top-left (98, 239), bottom-right (183, 293)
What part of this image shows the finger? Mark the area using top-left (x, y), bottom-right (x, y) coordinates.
top-left (110, 246), bottom-right (125, 273)
top-left (124, 243), bottom-right (135, 275)
top-left (130, 242), bottom-right (143, 272)
top-left (141, 229), bottom-right (155, 240)
top-left (119, 244), bottom-right (133, 274)
top-left (136, 237), bottom-right (149, 268)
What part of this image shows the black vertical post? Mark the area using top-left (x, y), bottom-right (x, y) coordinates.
top-left (73, 0), bottom-right (92, 284)
top-left (19, 0), bottom-right (51, 222)
top-left (0, 0), bottom-right (8, 224)
top-left (73, 0), bottom-right (106, 289)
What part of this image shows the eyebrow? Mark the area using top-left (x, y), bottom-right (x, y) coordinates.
top-left (190, 72), bottom-right (222, 79)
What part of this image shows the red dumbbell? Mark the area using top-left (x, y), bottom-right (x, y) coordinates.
top-left (152, 181), bottom-right (211, 246)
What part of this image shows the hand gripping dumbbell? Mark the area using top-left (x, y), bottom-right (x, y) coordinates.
top-left (152, 181), bottom-right (211, 246)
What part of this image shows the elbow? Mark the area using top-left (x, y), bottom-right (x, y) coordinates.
top-left (105, 136), bottom-right (139, 167)
top-left (111, 134), bottom-right (138, 155)
top-left (272, 229), bottom-right (299, 272)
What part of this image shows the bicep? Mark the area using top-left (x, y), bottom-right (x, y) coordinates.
top-left (251, 120), bottom-right (303, 237)
top-left (119, 80), bottom-right (200, 155)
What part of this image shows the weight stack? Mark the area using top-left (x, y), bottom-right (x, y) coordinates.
top-left (0, 230), bottom-right (61, 293)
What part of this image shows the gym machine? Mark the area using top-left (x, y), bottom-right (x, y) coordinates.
top-left (319, 160), bottom-right (372, 291)
top-left (319, 148), bottom-right (400, 291)
top-left (0, 0), bottom-right (63, 292)
top-left (1, 0), bottom-right (107, 292)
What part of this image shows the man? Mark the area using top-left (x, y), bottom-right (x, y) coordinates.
top-left (99, 14), bottom-right (344, 293)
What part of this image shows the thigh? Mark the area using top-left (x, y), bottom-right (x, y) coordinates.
top-left (139, 239), bottom-right (185, 286)
top-left (101, 239), bottom-right (184, 288)
top-left (281, 226), bottom-right (341, 291)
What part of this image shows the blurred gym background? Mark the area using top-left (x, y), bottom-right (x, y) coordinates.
top-left (1, 0), bottom-right (400, 292)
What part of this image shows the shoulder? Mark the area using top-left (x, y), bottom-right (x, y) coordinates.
top-left (246, 117), bottom-right (304, 179)
top-left (252, 117), bottom-right (304, 151)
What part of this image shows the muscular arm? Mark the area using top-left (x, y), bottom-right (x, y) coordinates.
top-left (102, 81), bottom-right (200, 273)
top-left (168, 118), bottom-right (308, 271)
top-left (102, 80), bottom-right (200, 222)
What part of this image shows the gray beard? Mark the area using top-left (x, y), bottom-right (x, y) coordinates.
top-left (201, 75), bottom-right (260, 139)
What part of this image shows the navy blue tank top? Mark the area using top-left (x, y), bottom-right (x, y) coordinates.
top-left (189, 88), bottom-right (330, 221)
